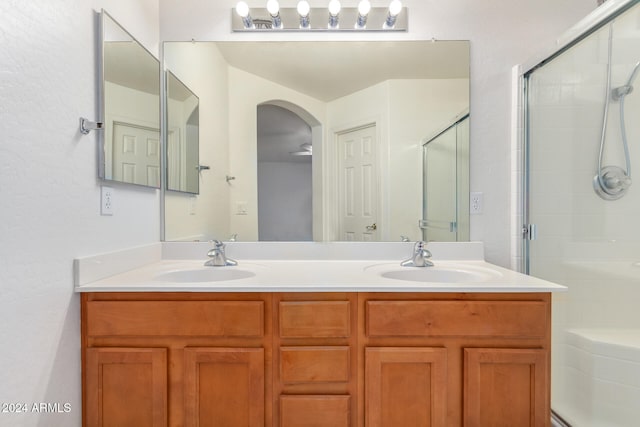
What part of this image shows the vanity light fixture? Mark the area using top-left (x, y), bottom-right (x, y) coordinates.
top-left (328, 0), bottom-right (341, 29)
top-left (235, 1), bottom-right (254, 29)
top-left (384, 0), bottom-right (402, 29)
top-left (231, 1), bottom-right (407, 32)
top-left (297, 1), bottom-right (311, 29)
top-left (266, 0), bottom-right (282, 29)
top-left (355, 0), bottom-right (371, 29)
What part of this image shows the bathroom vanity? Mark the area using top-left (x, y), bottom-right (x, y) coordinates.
top-left (76, 242), bottom-right (563, 427)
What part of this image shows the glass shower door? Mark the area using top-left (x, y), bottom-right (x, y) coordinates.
top-left (524, 2), bottom-right (640, 425)
top-left (421, 114), bottom-right (469, 242)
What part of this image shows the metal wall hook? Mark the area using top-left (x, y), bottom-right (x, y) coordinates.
top-left (79, 117), bottom-right (104, 135)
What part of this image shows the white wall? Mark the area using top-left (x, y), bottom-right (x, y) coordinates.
top-left (227, 67), bottom-right (326, 240)
top-left (0, 1), bottom-right (159, 426)
top-left (159, 0), bottom-right (595, 265)
top-left (164, 42), bottom-right (230, 241)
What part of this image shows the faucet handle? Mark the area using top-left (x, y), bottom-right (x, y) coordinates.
top-left (416, 241), bottom-right (432, 258)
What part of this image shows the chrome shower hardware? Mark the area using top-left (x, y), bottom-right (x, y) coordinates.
top-left (593, 165), bottom-right (632, 200)
top-left (593, 25), bottom-right (637, 201)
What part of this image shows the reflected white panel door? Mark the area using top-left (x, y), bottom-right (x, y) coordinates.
top-left (112, 122), bottom-right (160, 187)
top-left (338, 124), bottom-right (379, 241)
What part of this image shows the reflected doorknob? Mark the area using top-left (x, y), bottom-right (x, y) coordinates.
top-left (366, 223), bottom-right (377, 231)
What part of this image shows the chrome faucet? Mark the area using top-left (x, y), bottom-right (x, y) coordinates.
top-left (204, 240), bottom-right (237, 267)
top-left (401, 241), bottom-right (433, 267)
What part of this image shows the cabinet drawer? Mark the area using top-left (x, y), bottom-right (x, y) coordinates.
top-left (367, 300), bottom-right (547, 338)
top-left (279, 301), bottom-right (350, 338)
top-left (281, 347), bottom-right (350, 383)
top-left (280, 395), bottom-right (350, 427)
top-left (86, 301), bottom-right (264, 337)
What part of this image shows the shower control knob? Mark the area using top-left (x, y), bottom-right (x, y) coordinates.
top-left (594, 166), bottom-right (632, 200)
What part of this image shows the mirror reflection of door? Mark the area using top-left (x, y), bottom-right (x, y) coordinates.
top-left (337, 124), bottom-right (379, 241)
top-left (112, 122), bottom-right (160, 187)
top-left (422, 114), bottom-right (469, 242)
top-left (257, 104), bottom-right (313, 241)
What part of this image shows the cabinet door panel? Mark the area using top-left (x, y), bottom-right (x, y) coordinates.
top-left (85, 347), bottom-right (167, 427)
top-left (365, 347), bottom-right (447, 427)
top-left (184, 347), bottom-right (264, 427)
top-left (280, 395), bottom-right (350, 427)
top-left (464, 348), bottom-right (549, 427)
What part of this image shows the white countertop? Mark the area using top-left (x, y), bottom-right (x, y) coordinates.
top-left (74, 242), bottom-right (566, 293)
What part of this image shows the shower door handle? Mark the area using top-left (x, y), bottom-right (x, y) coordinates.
top-left (523, 224), bottom-right (538, 241)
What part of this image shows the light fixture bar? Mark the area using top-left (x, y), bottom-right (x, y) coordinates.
top-left (231, 5), bottom-right (407, 32)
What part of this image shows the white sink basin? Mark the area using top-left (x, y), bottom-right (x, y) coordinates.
top-left (367, 263), bottom-right (502, 283)
top-left (154, 268), bottom-right (255, 283)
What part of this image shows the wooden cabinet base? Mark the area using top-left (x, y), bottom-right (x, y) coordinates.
top-left (82, 291), bottom-right (550, 427)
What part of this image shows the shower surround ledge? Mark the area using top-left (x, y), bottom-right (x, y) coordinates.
top-left (74, 241), bottom-right (566, 293)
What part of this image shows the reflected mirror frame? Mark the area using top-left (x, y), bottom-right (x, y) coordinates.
top-left (98, 9), bottom-right (161, 189)
top-left (165, 70), bottom-right (200, 195)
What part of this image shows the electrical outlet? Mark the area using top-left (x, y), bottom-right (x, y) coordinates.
top-left (470, 192), bottom-right (483, 215)
top-left (101, 186), bottom-right (114, 216)
top-left (236, 201), bottom-right (248, 215)
top-left (188, 196), bottom-right (197, 215)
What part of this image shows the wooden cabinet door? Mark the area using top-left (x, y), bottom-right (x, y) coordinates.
top-left (183, 347), bottom-right (264, 427)
top-left (85, 347), bottom-right (167, 427)
top-left (365, 347), bottom-right (447, 427)
top-left (464, 348), bottom-right (549, 427)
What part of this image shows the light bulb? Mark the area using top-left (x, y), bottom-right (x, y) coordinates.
top-left (357, 0), bottom-right (371, 16)
top-left (356, 0), bottom-right (371, 29)
top-left (267, 0), bottom-right (279, 16)
top-left (297, 0), bottom-right (310, 28)
top-left (328, 0), bottom-right (341, 16)
top-left (297, 0), bottom-right (310, 17)
top-left (328, 0), bottom-right (340, 28)
top-left (388, 0), bottom-right (402, 17)
top-left (384, 0), bottom-right (402, 28)
top-left (267, 0), bottom-right (282, 28)
top-left (235, 1), bottom-right (250, 18)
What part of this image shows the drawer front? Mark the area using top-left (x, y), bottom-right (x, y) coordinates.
top-left (86, 301), bottom-right (264, 337)
top-left (366, 300), bottom-right (547, 338)
top-left (280, 395), bottom-right (350, 427)
top-left (279, 301), bottom-right (350, 338)
top-left (281, 347), bottom-right (350, 384)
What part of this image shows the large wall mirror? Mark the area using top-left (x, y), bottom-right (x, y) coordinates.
top-left (100, 10), bottom-right (161, 188)
top-left (163, 40), bottom-right (469, 242)
top-left (166, 71), bottom-right (200, 194)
